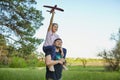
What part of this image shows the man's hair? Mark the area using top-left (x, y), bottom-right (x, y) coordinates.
top-left (54, 38), bottom-right (62, 49)
top-left (54, 38), bottom-right (62, 43)
top-left (52, 23), bottom-right (58, 27)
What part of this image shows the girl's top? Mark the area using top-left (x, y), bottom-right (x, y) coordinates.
top-left (43, 30), bottom-right (59, 46)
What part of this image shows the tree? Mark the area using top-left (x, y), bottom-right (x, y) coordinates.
top-left (0, 34), bottom-right (8, 65)
top-left (0, 0), bottom-right (44, 55)
top-left (98, 28), bottom-right (120, 71)
top-left (38, 52), bottom-right (45, 61)
top-left (81, 58), bottom-right (87, 68)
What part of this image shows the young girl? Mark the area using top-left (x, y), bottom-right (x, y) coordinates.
top-left (43, 11), bottom-right (67, 71)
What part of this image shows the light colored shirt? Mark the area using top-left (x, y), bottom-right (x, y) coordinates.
top-left (43, 30), bottom-right (59, 46)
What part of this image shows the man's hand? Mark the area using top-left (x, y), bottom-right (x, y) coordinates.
top-left (57, 58), bottom-right (65, 64)
top-left (60, 58), bottom-right (65, 62)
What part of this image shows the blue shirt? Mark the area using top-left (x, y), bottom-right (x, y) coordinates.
top-left (46, 52), bottom-right (63, 80)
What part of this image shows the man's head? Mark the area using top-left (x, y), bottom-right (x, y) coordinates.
top-left (53, 38), bottom-right (62, 48)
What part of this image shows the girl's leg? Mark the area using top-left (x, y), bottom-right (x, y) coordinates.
top-left (43, 46), bottom-right (56, 71)
top-left (43, 46), bottom-right (56, 58)
top-left (62, 48), bottom-right (67, 58)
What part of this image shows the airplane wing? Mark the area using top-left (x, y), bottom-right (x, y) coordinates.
top-left (43, 5), bottom-right (54, 8)
top-left (55, 8), bottom-right (64, 12)
top-left (43, 5), bottom-right (64, 12)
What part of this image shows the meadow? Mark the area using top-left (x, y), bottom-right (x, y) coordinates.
top-left (0, 66), bottom-right (120, 80)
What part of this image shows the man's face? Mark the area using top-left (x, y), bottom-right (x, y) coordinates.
top-left (54, 40), bottom-right (62, 48)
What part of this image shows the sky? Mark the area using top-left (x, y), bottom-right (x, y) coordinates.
top-left (35, 0), bottom-right (120, 58)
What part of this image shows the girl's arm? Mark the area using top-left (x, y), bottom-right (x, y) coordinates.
top-left (48, 11), bottom-right (55, 31)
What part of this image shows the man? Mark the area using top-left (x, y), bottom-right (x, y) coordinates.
top-left (45, 38), bottom-right (67, 80)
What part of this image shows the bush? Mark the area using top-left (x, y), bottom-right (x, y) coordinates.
top-left (9, 57), bottom-right (27, 68)
top-left (26, 58), bottom-right (38, 67)
top-left (37, 61), bottom-right (45, 67)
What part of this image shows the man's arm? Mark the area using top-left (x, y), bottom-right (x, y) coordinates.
top-left (45, 55), bottom-right (64, 66)
top-left (47, 11), bottom-right (55, 31)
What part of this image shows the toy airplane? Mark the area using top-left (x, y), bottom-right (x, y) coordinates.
top-left (43, 5), bottom-right (64, 13)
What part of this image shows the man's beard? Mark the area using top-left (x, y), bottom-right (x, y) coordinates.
top-left (55, 46), bottom-right (61, 49)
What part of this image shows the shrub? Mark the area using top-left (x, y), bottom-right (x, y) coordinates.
top-left (37, 61), bottom-right (45, 67)
top-left (26, 58), bottom-right (38, 67)
top-left (9, 57), bottom-right (27, 68)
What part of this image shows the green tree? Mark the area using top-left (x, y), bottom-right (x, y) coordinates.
top-left (98, 28), bottom-right (120, 71)
top-left (0, 34), bottom-right (8, 65)
top-left (81, 58), bottom-right (87, 68)
top-left (0, 0), bottom-right (44, 55)
top-left (38, 52), bottom-right (45, 61)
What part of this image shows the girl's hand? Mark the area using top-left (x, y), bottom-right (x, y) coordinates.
top-left (52, 10), bottom-right (55, 14)
top-left (57, 58), bottom-right (65, 64)
top-left (60, 48), bottom-right (64, 57)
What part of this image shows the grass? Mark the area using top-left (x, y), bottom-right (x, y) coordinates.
top-left (0, 66), bottom-right (120, 80)
top-left (62, 66), bottom-right (120, 80)
top-left (0, 67), bottom-right (45, 80)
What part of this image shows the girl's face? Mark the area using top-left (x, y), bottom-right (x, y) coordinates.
top-left (52, 24), bottom-right (58, 33)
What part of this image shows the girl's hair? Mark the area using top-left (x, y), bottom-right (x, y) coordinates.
top-left (52, 23), bottom-right (58, 27)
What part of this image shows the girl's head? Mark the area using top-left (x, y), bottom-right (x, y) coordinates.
top-left (52, 23), bottom-right (58, 33)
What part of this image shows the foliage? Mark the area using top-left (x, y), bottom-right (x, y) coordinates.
top-left (36, 61), bottom-right (45, 67)
top-left (37, 52), bottom-right (45, 61)
top-left (26, 58), bottom-right (38, 67)
top-left (98, 28), bottom-right (120, 71)
top-left (0, 34), bottom-right (8, 65)
top-left (26, 53), bottom-right (39, 67)
top-left (9, 56), bottom-right (27, 68)
top-left (66, 58), bottom-right (103, 67)
top-left (0, 0), bottom-right (44, 56)
top-left (81, 58), bottom-right (87, 68)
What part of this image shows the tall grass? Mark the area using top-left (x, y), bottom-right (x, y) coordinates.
top-left (0, 67), bottom-right (45, 80)
top-left (62, 66), bottom-right (120, 80)
top-left (0, 66), bottom-right (120, 80)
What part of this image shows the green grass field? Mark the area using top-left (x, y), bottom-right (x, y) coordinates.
top-left (0, 66), bottom-right (120, 80)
